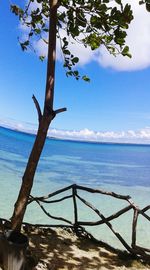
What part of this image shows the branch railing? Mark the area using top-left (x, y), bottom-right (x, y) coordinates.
top-left (25, 184), bottom-right (150, 259)
top-left (1, 184), bottom-right (149, 260)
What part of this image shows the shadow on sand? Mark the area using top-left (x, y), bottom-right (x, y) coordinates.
top-left (23, 227), bottom-right (150, 270)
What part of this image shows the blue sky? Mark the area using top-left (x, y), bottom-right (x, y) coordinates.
top-left (0, 0), bottom-right (150, 143)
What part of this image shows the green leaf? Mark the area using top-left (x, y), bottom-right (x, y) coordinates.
top-left (139, 0), bottom-right (144, 4)
top-left (122, 46), bottom-right (132, 58)
top-left (63, 49), bottom-right (71, 55)
top-left (115, 0), bottom-right (122, 4)
top-left (146, 3), bottom-right (150, 11)
top-left (11, 0), bottom-right (136, 83)
top-left (10, 5), bottom-right (23, 17)
top-left (43, 28), bottom-right (49, 32)
top-left (66, 71), bottom-right (73, 77)
top-left (82, 75), bottom-right (90, 82)
top-left (72, 57), bottom-right (79, 64)
top-left (39, 56), bottom-right (45, 61)
top-left (20, 40), bottom-right (29, 51)
top-left (35, 28), bottom-right (41, 34)
top-left (85, 34), bottom-right (102, 50)
top-left (73, 70), bottom-right (79, 76)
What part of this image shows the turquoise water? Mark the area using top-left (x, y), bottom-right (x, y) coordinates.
top-left (0, 126), bottom-right (150, 250)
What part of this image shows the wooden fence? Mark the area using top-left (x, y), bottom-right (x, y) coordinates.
top-left (26, 184), bottom-right (150, 260)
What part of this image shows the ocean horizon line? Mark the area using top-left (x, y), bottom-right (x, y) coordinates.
top-left (1, 117), bottom-right (150, 145)
top-left (1, 124), bottom-right (150, 148)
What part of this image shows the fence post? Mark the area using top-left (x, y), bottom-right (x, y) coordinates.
top-left (132, 209), bottom-right (138, 249)
top-left (72, 185), bottom-right (78, 233)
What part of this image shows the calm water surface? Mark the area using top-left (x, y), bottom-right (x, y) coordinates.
top-left (0, 126), bottom-right (150, 250)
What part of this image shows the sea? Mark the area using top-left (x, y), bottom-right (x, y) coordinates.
top-left (0, 126), bottom-right (150, 250)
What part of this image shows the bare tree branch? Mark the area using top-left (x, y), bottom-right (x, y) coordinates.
top-left (54, 107), bottom-right (67, 114)
top-left (32, 94), bottom-right (42, 123)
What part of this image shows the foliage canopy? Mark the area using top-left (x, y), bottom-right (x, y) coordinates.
top-left (11, 0), bottom-right (136, 81)
top-left (10, 0), bottom-right (150, 80)
top-left (11, 0), bottom-right (150, 81)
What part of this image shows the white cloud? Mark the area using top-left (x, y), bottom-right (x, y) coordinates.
top-left (33, 28), bottom-right (95, 65)
top-left (48, 127), bottom-right (150, 144)
top-left (1, 118), bottom-right (150, 144)
top-left (20, 1), bottom-right (150, 71)
top-left (98, 1), bottom-right (150, 71)
top-left (0, 118), bottom-right (37, 135)
top-left (33, 39), bottom-right (48, 58)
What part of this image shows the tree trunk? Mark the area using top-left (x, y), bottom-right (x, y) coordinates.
top-left (11, 0), bottom-right (58, 231)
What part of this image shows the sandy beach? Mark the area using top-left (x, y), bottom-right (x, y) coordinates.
top-left (23, 227), bottom-right (150, 270)
top-left (0, 225), bottom-right (150, 270)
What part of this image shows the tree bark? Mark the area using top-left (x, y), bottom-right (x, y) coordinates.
top-left (11, 0), bottom-right (58, 231)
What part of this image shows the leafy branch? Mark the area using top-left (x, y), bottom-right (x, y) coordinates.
top-left (10, 0), bottom-right (135, 81)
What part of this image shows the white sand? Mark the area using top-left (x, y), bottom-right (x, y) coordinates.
top-left (0, 227), bottom-right (150, 270)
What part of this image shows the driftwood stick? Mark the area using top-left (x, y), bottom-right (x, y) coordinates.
top-left (134, 245), bottom-right (150, 253)
top-left (127, 198), bottom-right (139, 210)
top-left (77, 204), bottom-right (133, 226)
top-left (34, 199), bottom-right (73, 225)
top-left (29, 183), bottom-right (132, 203)
top-left (32, 95), bottom-right (42, 122)
top-left (22, 222), bottom-right (72, 228)
top-left (28, 184), bottom-right (74, 203)
top-left (132, 209), bottom-right (138, 248)
top-left (72, 186), bottom-right (78, 230)
top-left (132, 246), bottom-right (150, 259)
top-left (25, 184), bottom-right (150, 259)
top-left (140, 211), bottom-right (150, 222)
top-left (141, 205), bottom-right (150, 213)
top-left (32, 195), bottom-right (72, 204)
top-left (76, 184), bottom-right (131, 200)
top-left (76, 194), bottom-right (133, 253)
